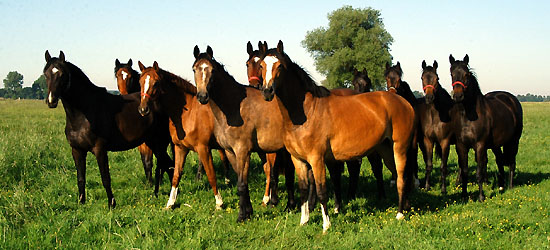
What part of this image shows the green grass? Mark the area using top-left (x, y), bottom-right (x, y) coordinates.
top-left (1, 99), bottom-right (549, 249)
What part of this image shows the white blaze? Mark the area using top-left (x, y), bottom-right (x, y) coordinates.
top-left (143, 75), bottom-right (150, 99)
top-left (121, 70), bottom-right (128, 80)
top-left (253, 57), bottom-right (260, 63)
top-left (48, 92), bottom-right (53, 103)
top-left (52, 67), bottom-right (58, 74)
top-left (263, 56), bottom-right (279, 86)
top-left (200, 63), bottom-right (208, 84)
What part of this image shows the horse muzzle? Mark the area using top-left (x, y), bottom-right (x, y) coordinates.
top-left (262, 86), bottom-right (274, 101)
top-left (197, 92), bottom-right (209, 105)
top-left (453, 91), bottom-right (464, 102)
top-left (425, 94), bottom-right (434, 104)
top-left (46, 93), bottom-right (59, 108)
top-left (138, 105), bottom-right (150, 116)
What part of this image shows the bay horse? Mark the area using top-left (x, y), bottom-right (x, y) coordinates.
top-left (385, 62), bottom-right (421, 188)
top-left (115, 58), bottom-right (154, 184)
top-left (449, 54), bottom-right (523, 201)
top-left (416, 60), bottom-right (456, 193)
top-left (193, 45), bottom-right (303, 223)
top-left (43, 50), bottom-right (173, 207)
top-left (137, 61), bottom-right (232, 210)
top-left (259, 41), bottom-right (415, 232)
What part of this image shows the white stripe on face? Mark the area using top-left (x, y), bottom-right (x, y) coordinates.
top-left (263, 56), bottom-right (279, 86)
top-left (121, 70), bottom-right (128, 80)
top-left (143, 75), bottom-right (150, 99)
top-left (200, 63), bottom-right (209, 83)
top-left (253, 57), bottom-right (260, 63)
top-left (52, 67), bottom-right (59, 74)
top-left (48, 92), bottom-right (53, 103)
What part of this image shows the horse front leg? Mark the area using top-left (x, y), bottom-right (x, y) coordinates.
top-left (346, 159), bottom-right (361, 200)
top-left (71, 148), bottom-right (87, 204)
top-left (439, 140), bottom-right (451, 195)
top-left (197, 146), bottom-right (222, 210)
top-left (166, 146), bottom-right (188, 209)
top-left (218, 149), bottom-right (231, 184)
top-left (235, 151), bottom-right (253, 222)
top-left (422, 138), bottom-right (434, 191)
top-left (309, 156), bottom-right (330, 233)
top-left (475, 144), bottom-right (487, 202)
top-left (281, 150), bottom-right (296, 210)
top-left (138, 144), bottom-right (154, 185)
top-left (491, 147), bottom-right (506, 191)
top-left (262, 153), bottom-right (276, 206)
top-left (93, 147), bottom-right (115, 208)
top-left (367, 153), bottom-right (385, 199)
top-left (327, 161), bottom-right (343, 214)
top-left (456, 143), bottom-right (470, 201)
top-left (290, 156), bottom-right (310, 226)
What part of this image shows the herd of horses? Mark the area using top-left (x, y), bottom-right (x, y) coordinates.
top-left (42, 40), bottom-right (523, 233)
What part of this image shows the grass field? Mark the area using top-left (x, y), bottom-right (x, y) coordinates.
top-left (0, 99), bottom-right (549, 249)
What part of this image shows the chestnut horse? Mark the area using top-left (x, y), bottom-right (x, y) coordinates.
top-left (416, 60), bottom-right (456, 193)
top-left (259, 41), bottom-right (415, 232)
top-left (44, 51), bottom-right (173, 207)
top-left (115, 58), bottom-right (154, 184)
top-left (449, 54), bottom-right (523, 201)
top-left (193, 45), bottom-right (304, 223)
top-left (137, 61), bottom-right (232, 210)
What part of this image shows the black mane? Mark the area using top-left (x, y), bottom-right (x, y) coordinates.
top-left (159, 68), bottom-right (197, 95)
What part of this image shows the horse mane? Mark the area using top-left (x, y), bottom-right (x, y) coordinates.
top-left (467, 68), bottom-right (482, 96)
top-left (47, 60), bottom-right (108, 94)
top-left (278, 52), bottom-right (330, 98)
top-left (159, 68), bottom-right (197, 95)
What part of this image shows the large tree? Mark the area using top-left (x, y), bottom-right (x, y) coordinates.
top-left (302, 6), bottom-right (393, 89)
top-left (3, 71), bottom-right (24, 99)
top-left (32, 75), bottom-right (47, 99)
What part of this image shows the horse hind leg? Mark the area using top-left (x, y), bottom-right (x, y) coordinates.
top-left (491, 147), bottom-right (506, 191)
top-left (138, 144), bottom-right (154, 185)
top-left (439, 141), bottom-right (452, 195)
top-left (474, 144), bottom-right (488, 202)
top-left (71, 148), bottom-right (87, 204)
top-left (346, 159), bottom-right (361, 200)
top-left (262, 153), bottom-right (276, 206)
top-left (166, 146), bottom-right (189, 209)
top-left (282, 150), bottom-right (296, 210)
top-left (218, 149), bottom-right (231, 184)
top-left (327, 161), bottom-right (343, 214)
top-left (197, 146), bottom-right (222, 210)
top-left (503, 140), bottom-right (520, 188)
top-left (422, 139), bottom-right (435, 191)
top-left (93, 147), bottom-right (116, 208)
top-left (367, 153), bottom-right (385, 199)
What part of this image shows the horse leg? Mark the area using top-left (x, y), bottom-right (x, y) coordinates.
top-left (166, 146), bottom-right (188, 209)
top-left (218, 149), bottom-right (231, 184)
top-left (307, 165), bottom-right (317, 212)
top-left (71, 148), bottom-right (87, 204)
top-left (456, 143), bottom-right (470, 201)
top-left (290, 156), bottom-right (310, 226)
top-left (309, 156), bottom-right (331, 233)
top-left (504, 140), bottom-right (520, 189)
top-left (93, 147), bottom-right (115, 208)
top-left (474, 144), bottom-right (487, 202)
top-left (346, 159), bottom-right (361, 199)
top-left (491, 147), bottom-right (506, 191)
top-left (327, 161), bottom-right (343, 214)
top-left (235, 151), bottom-right (253, 222)
top-left (392, 140), bottom-right (410, 220)
top-left (197, 146), bottom-right (222, 210)
top-left (282, 150), bottom-right (296, 210)
top-left (367, 153), bottom-right (385, 199)
top-left (423, 138), bottom-right (434, 191)
top-left (151, 146), bottom-right (174, 197)
top-left (262, 153), bottom-right (276, 206)
top-left (195, 160), bottom-right (204, 181)
top-left (439, 140), bottom-right (451, 195)
top-left (138, 144), bottom-right (154, 185)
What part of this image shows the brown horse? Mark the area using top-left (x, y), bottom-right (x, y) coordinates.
top-left (259, 41), bottom-right (415, 232)
top-left (449, 54), bottom-right (523, 201)
top-left (416, 60), bottom-right (456, 193)
top-left (137, 61), bottom-right (232, 210)
top-left (44, 51), bottom-right (173, 207)
top-left (194, 45), bottom-right (302, 223)
top-left (115, 58), bottom-right (154, 184)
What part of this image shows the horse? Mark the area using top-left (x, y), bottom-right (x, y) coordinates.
top-left (449, 54), bottom-right (523, 201)
top-left (43, 50), bottom-right (174, 207)
top-left (137, 61), bottom-right (234, 210)
top-left (114, 58), bottom-right (154, 184)
top-left (416, 60), bottom-right (456, 193)
top-left (385, 62), bottom-right (421, 188)
top-left (193, 45), bottom-right (307, 223)
top-left (259, 41), bottom-right (416, 232)
top-left (246, 41), bottom-right (298, 210)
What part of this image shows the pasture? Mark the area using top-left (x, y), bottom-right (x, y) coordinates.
top-left (0, 99), bottom-right (549, 249)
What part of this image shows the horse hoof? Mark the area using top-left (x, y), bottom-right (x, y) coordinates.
top-left (109, 198), bottom-right (116, 209)
top-left (396, 212), bottom-right (404, 220)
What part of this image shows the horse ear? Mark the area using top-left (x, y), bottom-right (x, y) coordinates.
top-left (206, 46), bottom-right (213, 58)
top-left (247, 41), bottom-right (253, 55)
top-left (45, 50), bottom-right (51, 62)
top-left (59, 51), bottom-right (65, 62)
top-left (260, 41), bottom-right (267, 55)
top-left (277, 40), bottom-right (284, 54)
top-left (353, 68), bottom-right (358, 75)
top-left (449, 54), bottom-right (455, 64)
top-left (138, 61), bottom-right (145, 72)
top-left (463, 54), bottom-right (469, 64)
top-left (422, 60), bottom-right (427, 70)
top-left (115, 59), bottom-right (121, 67)
top-left (153, 61), bottom-right (159, 71)
top-left (193, 45), bottom-right (200, 59)
top-left (385, 62), bottom-right (390, 71)
top-left (396, 61), bottom-right (401, 71)
top-left (128, 59), bottom-right (133, 67)
top-left (433, 60), bottom-right (438, 70)
top-left (363, 68), bottom-right (368, 75)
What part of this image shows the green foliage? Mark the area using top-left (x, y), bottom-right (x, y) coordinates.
top-left (0, 74), bottom-right (47, 99)
top-left (32, 75), bottom-right (47, 99)
top-left (3, 71), bottom-right (24, 98)
top-left (516, 93), bottom-right (550, 102)
top-left (302, 6), bottom-right (393, 89)
top-left (0, 100), bottom-right (549, 248)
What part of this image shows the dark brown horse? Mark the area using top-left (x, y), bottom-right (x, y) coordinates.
top-left (385, 62), bottom-right (421, 188)
top-left (44, 51), bottom-right (173, 207)
top-left (449, 54), bottom-right (523, 201)
top-left (259, 41), bottom-right (415, 232)
top-left (115, 58), bottom-right (154, 184)
top-left (194, 45), bottom-right (301, 223)
top-left (416, 60), bottom-right (456, 193)
top-left (137, 61), bottom-right (232, 210)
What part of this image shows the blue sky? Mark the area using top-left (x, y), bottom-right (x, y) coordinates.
top-left (1, 1), bottom-right (549, 95)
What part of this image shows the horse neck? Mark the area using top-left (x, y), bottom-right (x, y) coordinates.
top-left (208, 67), bottom-right (247, 126)
top-left (60, 65), bottom-right (106, 113)
top-left (397, 80), bottom-right (417, 106)
top-left (432, 84), bottom-right (453, 121)
top-left (274, 69), bottom-right (310, 125)
top-left (158, 71), bottom-right (197, 116)
top-left (127, 70), bottom-right (141, 93)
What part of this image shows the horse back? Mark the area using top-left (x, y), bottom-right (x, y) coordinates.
top-left (485, 91), bottom-right (523, 145)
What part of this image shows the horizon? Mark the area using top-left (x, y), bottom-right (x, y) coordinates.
top-left (1, 1), bottom-right (549, 95)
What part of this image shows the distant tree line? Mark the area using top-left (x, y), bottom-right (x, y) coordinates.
top-left (515, 93), bottom-right (550, 102)
top-left (1, 71), bottom-right (47, 99)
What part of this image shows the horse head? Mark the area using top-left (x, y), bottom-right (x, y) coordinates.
top-left (114, 58), bottom-right (136, 95)
top-left (192, 45), bottom-right (216, 105)
top-left (246, 41), bottom-right (267, 88)
top-left (352, 68), bottom-right (372, 93)
top-left (137, 61), bottom-right (161, 116)
top-left (385, 62), bottom-right (403, 94)
top-left (44, 50), bottom-right (70, 108)
top-left (449, 54), bottom-right (470, 102)
top-left (421, 60), bottom-right (439, 104)
top-left (259, 40), bottom-right (288, 101)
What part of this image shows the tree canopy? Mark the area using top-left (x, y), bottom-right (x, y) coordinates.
top-left (302, 6), bottom-right (393, 89)
top-left (3, 71), bottom-right (24, 98)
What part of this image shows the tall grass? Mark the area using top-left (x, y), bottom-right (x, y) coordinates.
top-left (0, 99), bottom-right (548, 248)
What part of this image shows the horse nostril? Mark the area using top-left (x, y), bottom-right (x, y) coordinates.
top-left (139, 106), bottom-right (150, 116)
